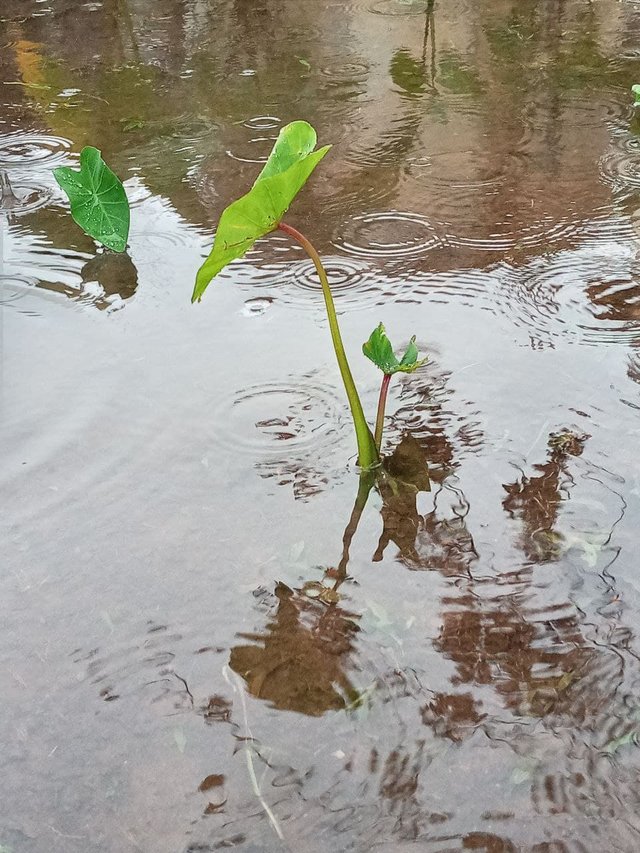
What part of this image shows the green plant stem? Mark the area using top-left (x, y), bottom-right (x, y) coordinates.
top-left (278, 221), bottom-right (379, 469)
top-left (374, 373), bottom-right (391, 452)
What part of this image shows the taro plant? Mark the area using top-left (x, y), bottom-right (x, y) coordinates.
top-left (363, 323), bottom-right (427, 452)
top-left (633, 84), bottom-right (640, 107)
top-left (53, 146), bottom-right (130, 252)
top-left (193, 120), bottom-right (426, 470)
top-left (52, 148), bottom-right (138, 308)
top-left (52, 126), bottom-right (427, 468)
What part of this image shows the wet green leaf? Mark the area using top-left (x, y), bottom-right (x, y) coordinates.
top-left (363, 323), bottom-right (397, 373)
top-left (192, 121), bottom-right (330, 302)
top-left (53, 147), bottom-right (130, 252)
top-left (399, 337), bottom-right (420, 368)
top-left (363, 323), bottom-right (427, 375)
top-left (633, 84), bottom-right (640, 105)
top-left (256, 120), bottom-right (320, 181)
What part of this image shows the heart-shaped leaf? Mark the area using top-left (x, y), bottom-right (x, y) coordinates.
top-left (192, 121), bottom-right (330, 302)
top-left (363, 323), bottom-right (427, 375)
top-left (53, 147), bottom-right (130, 252)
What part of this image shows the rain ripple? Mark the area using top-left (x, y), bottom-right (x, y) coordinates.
top-left (320, 60), bottom-right (369, 84)
top-left (508, 245), bottom-right (640, 346)
top-left (345, 130), bottom-right (424, 169)
top-left (240, 115), bottom-right (282, 131)
top-left (226, 136), bottom-right (278, 165)
top-left (2, 226), bottom-right (134, 312)
top-left (216, 244), bottom-right (390, 312)
top-left (333, 210), bottom-right (443, 261)
top-left (401, 147), bottom-right (525, 225)
top-left (317, 56), bottom-right (371, 106)
top-left (599, 131), bottom-right (640, 194)
top-left (387, 359), bottom-right (486, 462)
top-left (211, 376), bottom-right (348, 460)
top-left (0, 274), bottom-right (38, 305)
top-left (368, 0), bottom-right (434, 15)
top-left (439, 213), bottom-right (588, 253)
top-left (224, 118), bottom-right (283, 165)
top-left (0, 132), bottom-right (72, 168)
top-left (0, 131), bottom-right (73, 216)
top-left (0, 176), bottom-right (53, 216)
top-left (282, 255), bottom-right (386, 311)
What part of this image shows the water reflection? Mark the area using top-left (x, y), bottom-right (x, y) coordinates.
top-left (229, 440), bottom-right (432, 713)
top-left (6, 0), bottom-right (640, 850)
top-left (376, 433), bottom-right (478, 576)
top-left (80, 249), bottom-right (139, 308)
top-left (503, 430), bottom-right (588, 563)
top-left (229, 581), bottom-right (361, 715)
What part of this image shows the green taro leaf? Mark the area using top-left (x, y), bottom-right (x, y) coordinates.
top-left (363, 322), bottom-right (397, 373)
top-left (363, 323), bottom-right (427, 375)
top-left (399, 337), bottom-right (420, 368)
top-left (192, 121), bottom-right (330, 302)
top-left (633, 84), bottom-right (640, 105)
top-left (255, 119), bottom-right (320, 181)
top-left (54, 147), bottom-right (130, 252)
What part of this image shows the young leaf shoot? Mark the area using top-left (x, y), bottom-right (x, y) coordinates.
top-left (53, 147), bottom-right (130, 252)
top-left (363, 323), bottom-right (427, 451)
top-left (363, 323), bottom-right (427, 376)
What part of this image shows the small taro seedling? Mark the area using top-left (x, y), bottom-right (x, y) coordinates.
top-left (53, 148), bottom-right (139, 307)
top-left (194, 120), bottom-right (426, 470)
top-left (53, 146), bottom-right (130, 252)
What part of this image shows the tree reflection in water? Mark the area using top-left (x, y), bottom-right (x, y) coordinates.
top-left (502, 429), bottom-right (588, 563)
top-left (229, 581), bottom-right (362, 715)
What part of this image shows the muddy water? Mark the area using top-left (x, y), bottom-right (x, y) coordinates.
top-left (3, 0), bottom-right (640, 850)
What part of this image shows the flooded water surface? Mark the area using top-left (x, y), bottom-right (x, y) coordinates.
top-left (4, 0), bottom-right (640, 850)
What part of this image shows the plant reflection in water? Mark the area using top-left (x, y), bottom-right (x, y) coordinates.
top-left (229, 438), bottom-right (431, 715)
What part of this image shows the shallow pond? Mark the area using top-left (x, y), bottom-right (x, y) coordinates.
top-left (3, 0), bottom-right (640, 850)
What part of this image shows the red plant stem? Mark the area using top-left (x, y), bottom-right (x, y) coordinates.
top-left (374, 373), bottom-right (391, 452)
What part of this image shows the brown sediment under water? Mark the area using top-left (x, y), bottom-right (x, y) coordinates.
top-left (3, 0), bottom-right (640, 850)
